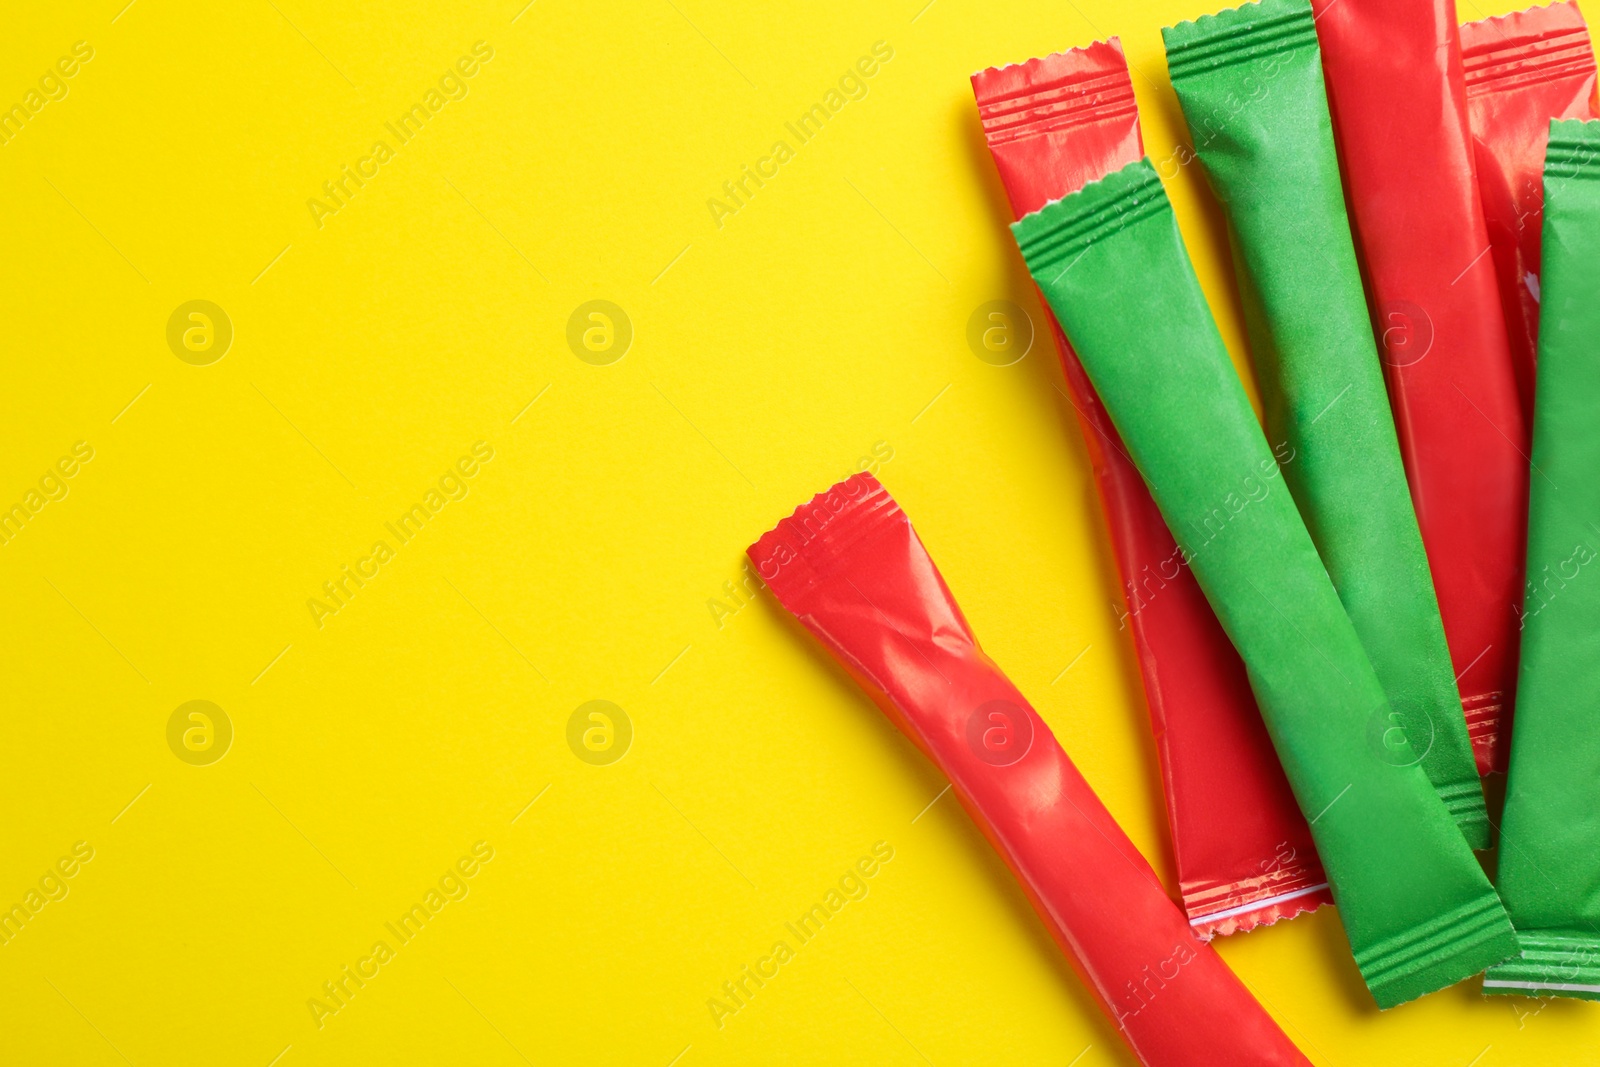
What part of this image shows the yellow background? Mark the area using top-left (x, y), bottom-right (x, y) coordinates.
top-left (0, 0), bottom-right (1589, 1063)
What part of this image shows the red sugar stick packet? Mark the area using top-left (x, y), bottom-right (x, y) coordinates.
top-left (750, 474), bottom-right (1311, 1067)
top-left (1462, 1), bottom-right (1600, 423)
top-left (972, 40), bottom-right (1328, 935)
top-left (1310, 0), bottom-right (1531, 774)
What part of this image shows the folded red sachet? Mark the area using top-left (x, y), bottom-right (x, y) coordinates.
top-left (1310, 0), bottom-right (1530, 774)
top-left (1462, 1), bottom-right (1600, 424)
top-left (971, 40), bottom-right (1329, 935)
top-left (751, 474), bottom-right (1311, 1066)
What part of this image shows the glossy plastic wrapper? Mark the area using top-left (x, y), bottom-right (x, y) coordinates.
top-left (1013, 159), bottom-right (1517, 1008)
top-left (750, 473), bottom-right (1311, 1065)
top-left (1484, 119), bottom-right (1600, 1001)
top-left (972, 38), bottom-right (1329, 938)
top-left (1163, 0), bottom-right (1488, 847)
top-left (1310, 0), bottom-right (1529, 774)
top-left (1463, 1), bottom-right (1600, 423)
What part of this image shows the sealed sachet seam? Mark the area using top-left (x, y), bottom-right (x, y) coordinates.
top-left (1353, 893), bottom-right (1515, 1003)
top-left (1463, 8), bottom-right (1594, 93)
top-left (976, 67), bottom-right (1136, 146)
top-left (1163, 0), bottom-right (1317, 80)
top-left (1547, 117), bottom-right (1600, 177)
top-left (1183, 870), bottom-right (1331, 928)
top-left (748, 475), bottom-right (903, 604)
top-left (1012, 160), bottom-right (1166, 274)
top-left (1485, 930), bottom-right (1600, 992)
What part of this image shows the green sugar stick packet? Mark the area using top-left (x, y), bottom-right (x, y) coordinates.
top-left (1162, 0), bottom-right (1489, 849)
top-left (1012, 159), bottom-right (1516, 1009)
top-left (1483, 119), bottom-right (1600, 1000)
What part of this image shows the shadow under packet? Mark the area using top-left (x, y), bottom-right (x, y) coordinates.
top-left (749, 473), bottom-right (1311, 1067)
top-left (1483, 118), bottom-right (1600, 1001)
top-left (971, 38), bottom-right (1330, 938)
top-left (1461, 0), bottom-right (1600, 427)
top-left (1012, 159), bottom-right (1517, 1009)
top-left (1161, 0), bottom-right (1488, 849)
top-left (1310, 0), bottom-right (1529, 775)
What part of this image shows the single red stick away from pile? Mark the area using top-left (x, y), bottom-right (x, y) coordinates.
top-left (750, 473), bottom-right (1311, 1067)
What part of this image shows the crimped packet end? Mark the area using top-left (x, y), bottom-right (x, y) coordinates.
top-left (1462, 2), bottom-right (1595, 95)
top-left (1187, 880), bottom-right (1334, 940)
top-left (1357, 895), bottom-right (1518, 1009)
top-left (745, 473), bottom-right (899, 605)
top-left (971, 39), bottom-right (1136, 149)
top-left (1011, 158), bottom-right (1167, 276)
top-left (1547, 117), bottom-right (1600, 178)
top-left (1483, 931), bottom-right (1600, 999)
top-left (1162, 0), bottom-right (1319, 81)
